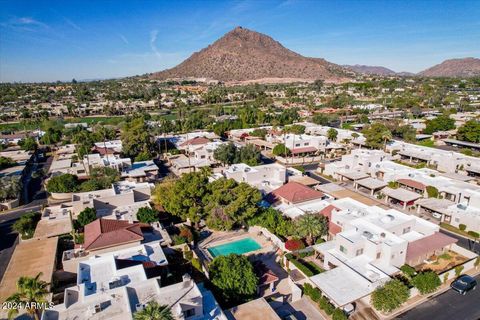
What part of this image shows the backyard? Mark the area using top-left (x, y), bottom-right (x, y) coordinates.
top-left (416, 250), bottom-right (468, 273)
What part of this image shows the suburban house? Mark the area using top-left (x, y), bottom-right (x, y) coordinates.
top-left (224, 163), bottom-right (287, 194)
top-left (121, 160), bottom-right (159, 182)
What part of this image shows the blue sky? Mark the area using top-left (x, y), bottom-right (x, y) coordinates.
top-left (1, 0), bottom-right (479, 82)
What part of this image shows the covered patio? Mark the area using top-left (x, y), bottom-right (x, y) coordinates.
top-left (337, 170), bottom-right (369, 183)
top-left (382, 187), bottom-right (422, 209)
top-left (397, 178), bottom-right (426, 195)
top-left (290, 146), bottom-right (318, 157)
top-left (354, 177), bottom-right (387, 196)
top-left (416, 198), bottom-right (453, 219)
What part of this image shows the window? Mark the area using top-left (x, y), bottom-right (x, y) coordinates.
top-left (340, 245), bottom-right (347, 254)
top-left (403, 227), bottom-right (411, 234)
top-left (376, 252), bottom-right (381, 259)
top-left (295, 143), bottom-right (300, 147)
top-left (391, 254), bottom-right (395, 259)
top-left (356, 249), bottom-right (364, 256)
top-left (183, 308), bottom-right (196, 318)
top-left (304, 142), bottom-right (309, 146)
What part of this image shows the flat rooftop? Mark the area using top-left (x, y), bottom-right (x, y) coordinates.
top-left (0, 237), bottom-right (58, 302)
top-left (227, 298), bottom-right (280, 320)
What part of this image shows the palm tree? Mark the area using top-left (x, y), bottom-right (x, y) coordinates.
top-left (296, 213), bottom-right (328, 246)
top-left (381, 130), bottom-right (393, 152)
top-left (6, 273), bottom-right (49, 320)
top-left (133, 301), bottom-right (174, 320)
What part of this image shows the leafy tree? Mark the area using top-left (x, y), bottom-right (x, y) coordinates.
top-left (362, 123), bottom-right (392, 150)
top-left (77, 207), bottom-right (97, 227)
top-left (248, 207), bottom-right (294, 238)
top-left (18, 136), bottom-right (37, 151)
top-left (332, 308), bottom-right (348, 320)
top-left (209, 254), bottom-right (258, 306)
top-left (40, 127), bottom-right (62, 145)
top-left (133, 301), bottom-right (174, 320)
top-left (272, 143), bottom-right (291, 156)
top-left (153, 171), bottom-right (210, 227)
top-left (250, 128), bottom-right (268, 139)
top-left (327, 128), bottom-right (338, 141)
top-left (424, 115), bottom-right (455, 134)
top-left (457, 120), bottom-right (480, 143)
top-left (394, 125), bottom-right (417, 142)
top-left (204, 178), bottom-right (261, 230)
top-left (237, 144), bottom-right (261, 166)
top-left (0, 176), bottom-right (22, 201)
top-left (411, 271), bottom-right (441, 294)
top-left (426, 186), bottom-right (439, 198)
top-left (284, 124), bottom-right (306, 135)
top-left (0, 156), bottom-right (16, 170)
top-left (213, 143), bottom-right (237, 165)
top-left (371, 279), bottom-right (409, 313)
top-left (121, 117), bottom-right (155, 160)
top-left (136, 207), bottom-right (158, 223)
top-left (79, 167), bottom-right (120, 191)
top-left (13, 212), bottom-right (40, 239)
top-left (46, 174), bottom-right (79, 193)
top-left (296, 213), bottom-right (328, 245)
top-left (6, 273), bottom-right (49, 320)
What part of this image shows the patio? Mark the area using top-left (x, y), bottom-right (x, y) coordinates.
top-left (415, 250), bottom-right (468, 273)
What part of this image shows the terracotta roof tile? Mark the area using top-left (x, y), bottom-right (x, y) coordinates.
top-left (180, 136), bottom-right (209, 147)
top-left (406, 232), bottom-right (457, 263)
top-left (83, 218), bottom-right (144, 251)
top-left (397, 179), bottom-right (426, 191)
top-left (267, 182), bottom-right (325, 204)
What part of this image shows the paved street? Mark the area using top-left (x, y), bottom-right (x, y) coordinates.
top-left (397, 275), bottom-right (480, 320)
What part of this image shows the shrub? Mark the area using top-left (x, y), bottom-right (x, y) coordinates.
top-left (400, 264), bottom-right (417, 279)
top-left (324, 301), bottom-right (335, 315)
top-left (172, 235), bottom-right (187, 245)
top-left (287, 256), bottom-right (314, 277)
top-left (76, 207), bottom-right (97, 227)
top-left (285, 239), bottom-right (305, 251)
top-left (468, 231), bottom-right (479, 238)
top-left (179, 225), bottom-right (194, 242)
top-left (332, 308), bottom-right (348, 320)
top-left (371, 279), bottom-right (410, 313)
top-left (426, 186), bottom-right (439, 198)
top-left (412, 271), bottom-right (441, 294)
top-left (74, 233), bottom-right (84, 244)
top-left (315, 238), bottom-right (325, 244)
top-left (459, 224), bottom-right (467, 231)
top-left (454, 265), bottom-right (464, 277)
top-left (191, 258), bottom-right (202, 272)
top-left (443, 273), bottom-right (449, 283)
top-left (303, 283), bottom-right (314, 296)
top-left (184, 250), bottom-right (193, 261)
top-left (438, 252), bottom-right (452, 260)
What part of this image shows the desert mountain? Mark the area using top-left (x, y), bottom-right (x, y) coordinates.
top-left (343, 64), bottom-right (396, 76)
top-left (151, 27), bottom-right (350, 83)
top-left (418, 57), bottom-right (480, 77)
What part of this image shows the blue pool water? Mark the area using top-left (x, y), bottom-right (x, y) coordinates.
top-left (207, 237), bottom-right (261, 257)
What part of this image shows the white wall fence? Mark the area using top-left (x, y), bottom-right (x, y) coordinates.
top-left (276, 156), bottom-right (324, 165)
top-left (249, 226), bottom-right (288, 252)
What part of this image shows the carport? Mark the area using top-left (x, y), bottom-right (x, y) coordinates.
top-left (416, 198), bottom-right (453, 219)
top-left (382, 187), bottom-right (422, 209)
top-left (337, 170), bottom-right (369, 183)
top-left (354, 177), bottom-right (387, 196)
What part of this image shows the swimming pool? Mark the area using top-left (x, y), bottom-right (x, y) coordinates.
top-left (207, 237), bottom-right (262, 258)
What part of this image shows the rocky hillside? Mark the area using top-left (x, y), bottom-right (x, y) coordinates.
top-left (150, 27), bottom-right (350, 83)
top-left (343, 64), bottom-right (396, 76)
top-left (418, 58), bottom-right (480, 77)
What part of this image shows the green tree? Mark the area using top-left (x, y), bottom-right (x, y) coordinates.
top-left (6, 273), bottom-right (49, 320)
top-left (237, 144), bottom-right (261, 166)
top-left (327, 128), bottom-right (338, 141)
top-left (205, 178), bottom-right (261, 230)
top-left (213, 143), bottom-right (237, 165)
top-left (133, 301), bottom-right (174, 320)
top-left (77, 207), bottom-right (97, 227)
top-left (424, 115), bottom-right (455, 134)
top-left (272, 143), bottom-right (291, 156)
top-left (153, 171), bottom-right (210, 228)
top-left (12, 212), bottom-right (40, 239)
top-left (18, 136), bottom-right (37, 151)
top-left (121, 117), bottom-right (155, 160)
top-left (426, 186), bottom-right (439, 198)
top-left (362, 123), bottom-right (392, 150)
top-left (248, 207), bottom-right (294, 238)
top-left (209, 254), bottom-right (258, 306)
top-left (284, 124), bottom-right (306, 135)
top-left (250, 128), bottom-right (268, 139)
top-left (371, 279), bottom-right (409, 313)
top-left (46, 174), bottom-right (79, 193)
top-left (456, 120), bottom-right (480, 143)
top-left (0, 156), bottom-right (16, 170)
top-left (136, 207), bottom-right (159, 223)
top-left (411, 271), bottom-right (441, 295)
top-left (296, 213), bottom-right (328, 246)
top-left (40, 127), bottom-right (62, 145)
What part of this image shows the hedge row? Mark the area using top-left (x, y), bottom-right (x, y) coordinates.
top-left (303, 283), bottom-right (347, 320)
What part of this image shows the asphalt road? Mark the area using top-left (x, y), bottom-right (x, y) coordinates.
top-left (397, 274), bottom-right (480, 320)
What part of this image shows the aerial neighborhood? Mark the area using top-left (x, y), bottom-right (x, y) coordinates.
top-left (1, 3), bottom-right (480, 320)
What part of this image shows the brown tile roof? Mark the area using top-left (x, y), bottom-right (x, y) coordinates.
top-left (328, 222), bottom-right (342, 235)
top-left (180, 136), bottom-right (209, 147)
top-left (406, 232), bottom-right (457, 263)
top-left (291, 146), bottom-right (318, 154)
top-left (267, 182), bottom-right (325, 204)
top-left (319, 204), bottom-right (338, 220)
top-left (253, 261), bottom-right (279, 286)
top-left (92, 145), bottom-right (117, 155)
top-left (83, 219), bottom-right (144, 251)
top-left (397, 179), bottom-right (426, 191)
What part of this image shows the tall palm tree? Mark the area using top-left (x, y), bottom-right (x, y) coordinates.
top-left (6, 273), bottom-right (49, 320)
top-left (296, 213), bottom-right (328, 246)
top-left (133, 301), bottom-right (174, 320)
top-left (381, 130), bottom-right (393, 152)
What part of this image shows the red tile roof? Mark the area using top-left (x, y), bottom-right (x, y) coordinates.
top-left (92, 145), bottom-right (117, 155)
top-left (397, 179), bottom-right (426, 191)
top-left (253, 261), bottom-right (279, 286)
top-left (291, 146), bottom-right (318, 154)
top-left (83, 219), bottom-right (145, 251)
top-left (328, 222), bottom-right (342, 235)
top-left (267, 182), bottom-right (325, 204)
top-left (180, 137), bottom-right (209, 147)
top-left (319, 204), bottom-right (338, 220)
top-left (406, 232), bottom-right (457, 263)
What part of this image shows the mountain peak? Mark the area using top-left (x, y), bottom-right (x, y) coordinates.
top-left (419, 57), bottom-right (480, 77)
top-left (151, 28), bottom-right (349, 83)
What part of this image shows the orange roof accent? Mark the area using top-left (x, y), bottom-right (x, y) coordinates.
top-left (180, 136), bottom-right (210, 147)
top-left (328, 222), bottom-right (342, 235)
top-left (83, 219), bottom-right (144, 251)
top-left (406, 232), bottom-right (457, 263)
top-left (268, 182), bottom-right (325, 204)
top-left (397, 178), bottom-right (426, 191)
top-left (291, 146), bottom-right (318, 154)
top-left (319, 204), bottom-right (339, 220)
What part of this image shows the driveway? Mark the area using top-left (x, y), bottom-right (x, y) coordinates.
top-left (274, 297), bottom-right (327, 320)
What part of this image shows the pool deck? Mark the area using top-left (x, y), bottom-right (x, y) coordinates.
top-left (201, 230), bottom-right (274, 260)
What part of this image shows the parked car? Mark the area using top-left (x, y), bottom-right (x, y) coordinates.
top-left (451, 275), bottom-right (477, 295)
top-left (343, 303), bottom-right (355, 317)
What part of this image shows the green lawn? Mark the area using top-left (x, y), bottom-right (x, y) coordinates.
top-left (440, 222), bottom-right (476, 240)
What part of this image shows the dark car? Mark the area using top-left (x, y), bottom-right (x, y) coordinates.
top-left (451, 275), bottom-right (477, 295)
